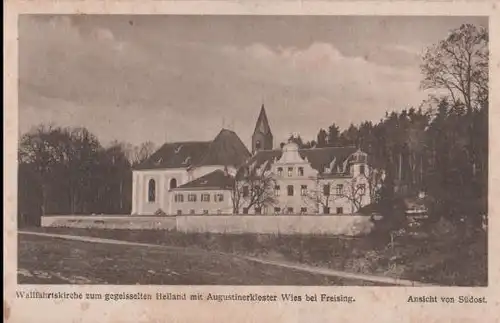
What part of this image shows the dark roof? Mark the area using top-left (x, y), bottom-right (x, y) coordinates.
top-left (174, 170), bottom-right (233, 191)
top-left (193, 129), bottom-right (251, 168)
top-left (134, 141), bottom-right (211, 170)
top-left (248, 146), bottom-right (358, 175)
top-left (253, 105), bottom-right (272, 136)
top-left (134, 129), bottom-right (251, 170)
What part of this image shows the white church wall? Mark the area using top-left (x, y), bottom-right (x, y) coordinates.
top-left (132, 169), bottom-right (189, 215)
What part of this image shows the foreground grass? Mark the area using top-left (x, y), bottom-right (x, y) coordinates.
top-left (18, 234), bottom-right (390, 285)
top-left (23, 225), bottom-right (487, 286)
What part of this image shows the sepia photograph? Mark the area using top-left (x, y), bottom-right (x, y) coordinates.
top-left (17, 14), bottom-right (488, 287)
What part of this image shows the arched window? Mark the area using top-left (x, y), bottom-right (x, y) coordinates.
top-left (148, 179), bottom-right (156, 202)
top-left (170, 178), bottom-right (177, 189)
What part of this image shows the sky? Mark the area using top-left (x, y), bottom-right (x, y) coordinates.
top-left (19, 15), bottom-right (488, 148)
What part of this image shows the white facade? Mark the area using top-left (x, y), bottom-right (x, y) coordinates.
top-left (132, 165), bottom-right (237, 215)
top-left (170, 189), bottom-right (233, 215)
top-left (240, 143), bottom-right (372, 215)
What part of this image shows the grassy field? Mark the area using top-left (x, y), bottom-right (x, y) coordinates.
top-left (18, 233), bottom-right (392, 285)
top-left (22, 225), bottom-right (487, 286)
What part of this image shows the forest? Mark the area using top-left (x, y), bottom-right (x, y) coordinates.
top-left (18, 23), bottom-right (488, 228)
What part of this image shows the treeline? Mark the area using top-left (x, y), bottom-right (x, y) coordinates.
top-left (18, 125), bottom-right (156, 226)
top-left (293, 24), bottom-right (489, 223)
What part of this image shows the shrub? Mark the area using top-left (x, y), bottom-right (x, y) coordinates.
top-left (154, 209), bottom-right (167, 216)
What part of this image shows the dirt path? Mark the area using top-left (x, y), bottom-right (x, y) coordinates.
top-left (18, 230), bottom-right (432, 286)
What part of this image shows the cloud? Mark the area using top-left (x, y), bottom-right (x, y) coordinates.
top-left (19, 16), bottom-right (428, 147)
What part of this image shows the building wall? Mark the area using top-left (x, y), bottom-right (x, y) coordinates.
top-left (41, 214), bottom-right (375, 236)
top-left (170, 189), bottom-right (233, 215)
top-left (240, 143), bottom-right (371, 215)
top-left (42, 215), bottom-right (177, 230)
top-left (132, 169), bottom-right (189, 215)
top-left (176, 215), bottom-right (374, 236)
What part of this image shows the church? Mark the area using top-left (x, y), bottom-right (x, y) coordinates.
top-left (131, 105), bottom-right (372, 216)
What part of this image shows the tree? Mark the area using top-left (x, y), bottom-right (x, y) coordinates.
top-left (302, 179), bottom-right (336, 214)
top-left (287, 133), bottom-right (304, 148)
top-left (302, 173), bottom-right (373, 214)
top-left (327, 124), bottom-right (340, 146)
top-left (339, 176), bottom-right (370, 214)
top-left (317, 129), bottom-right (328, 147)
top-left (18, 124), bottom-right (134, 219)
top-left (421, 23), bottom-right (488, 113)
top-left (132, 141), bottom-right (156, 166)
top-left (230, 160), bottom-right (277, 214)
top-left (421, 23), bottom-right (488, 186)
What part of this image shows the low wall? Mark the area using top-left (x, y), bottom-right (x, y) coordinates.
top-left (176, 215), bottom-right (375, 236)
top-left (41, 215), bottom-right (176, 230)
top-left (41, 214), bottom-right (376, 236)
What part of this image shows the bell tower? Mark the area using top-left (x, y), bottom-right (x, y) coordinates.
top-left (252, 104), bottom-right (273, 154)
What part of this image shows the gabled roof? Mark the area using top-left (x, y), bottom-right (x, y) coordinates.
top-left (193, 129), bottom-right (251, 168)
top-left (134, 129), bottom-right (251, 171)
top-left (173, 170), bottom-right (233, 191)
top-left (134, 141), bottom-right (211, 170)
top-left (253, 105), bottom-right (272, 136)
top-left (248, 146), bottom-right (358, 175)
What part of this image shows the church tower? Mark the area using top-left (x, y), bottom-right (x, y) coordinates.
top-left (252, 104), bottom-right (273, 154)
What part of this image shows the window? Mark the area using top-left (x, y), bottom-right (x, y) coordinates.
top-left (287, 185), bottom-right (294, 196)
top-left (287, 207), bottom-right (294, 214)
top-left (214, 193), bottom-right (224, 202)
top-left (255, 140), bottom-right (261, 150)
top-left (288, 167), bottom-right (293, 177)
top-left (201, 194), bottom-right (210, 202)
top-left (176, 210), bottom-right (182, 215)
top-left (358, 184), bottom-right (366, 196)
top-left (148, 179), bottom-right (156, 202)
top-left (242, 186), bottom-right (249, 197)
top-left (298, 167), bottom-right (304, 176)
top-left (188, 194), bottom-right (197, 202)
top-left (274, 185), bottom-right (280, 197)
top-left (243, 207), bottom-right (249, 214)
top-left (323, 206), bottom-right (330, 214)
top-left (255, 207), bottom-right (262, 215)
top-left (301, 185), bottom-right (307, 196)
top-left (174, 194), bottom-right (184, 203)
top-left (323, 184), bottom-right (330, 196)
top-left (336, 207), bottom-right (344, 214)
top-left (277, 167), bottom-right (283, 177)
top-left (300, 207), bottom-right (307, 214)
top-left (274, 207), bottom-right (281, 214)
top-left (169, 178), bottom-right (177, 189)
top-left (189, 209), bottom-right (195, 215)
top-left (359, 165), bottom-right (366, 175)
top-left (336, 184), bottom-right (343, 196)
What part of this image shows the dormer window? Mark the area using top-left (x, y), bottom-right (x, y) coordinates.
top-left (174, 145), bottom-right (183, 154)
top-left (255, 140), bottom-right (261, 150)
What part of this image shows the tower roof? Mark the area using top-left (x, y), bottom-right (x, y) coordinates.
top-left (253, 104), bottom-right (273, 136)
